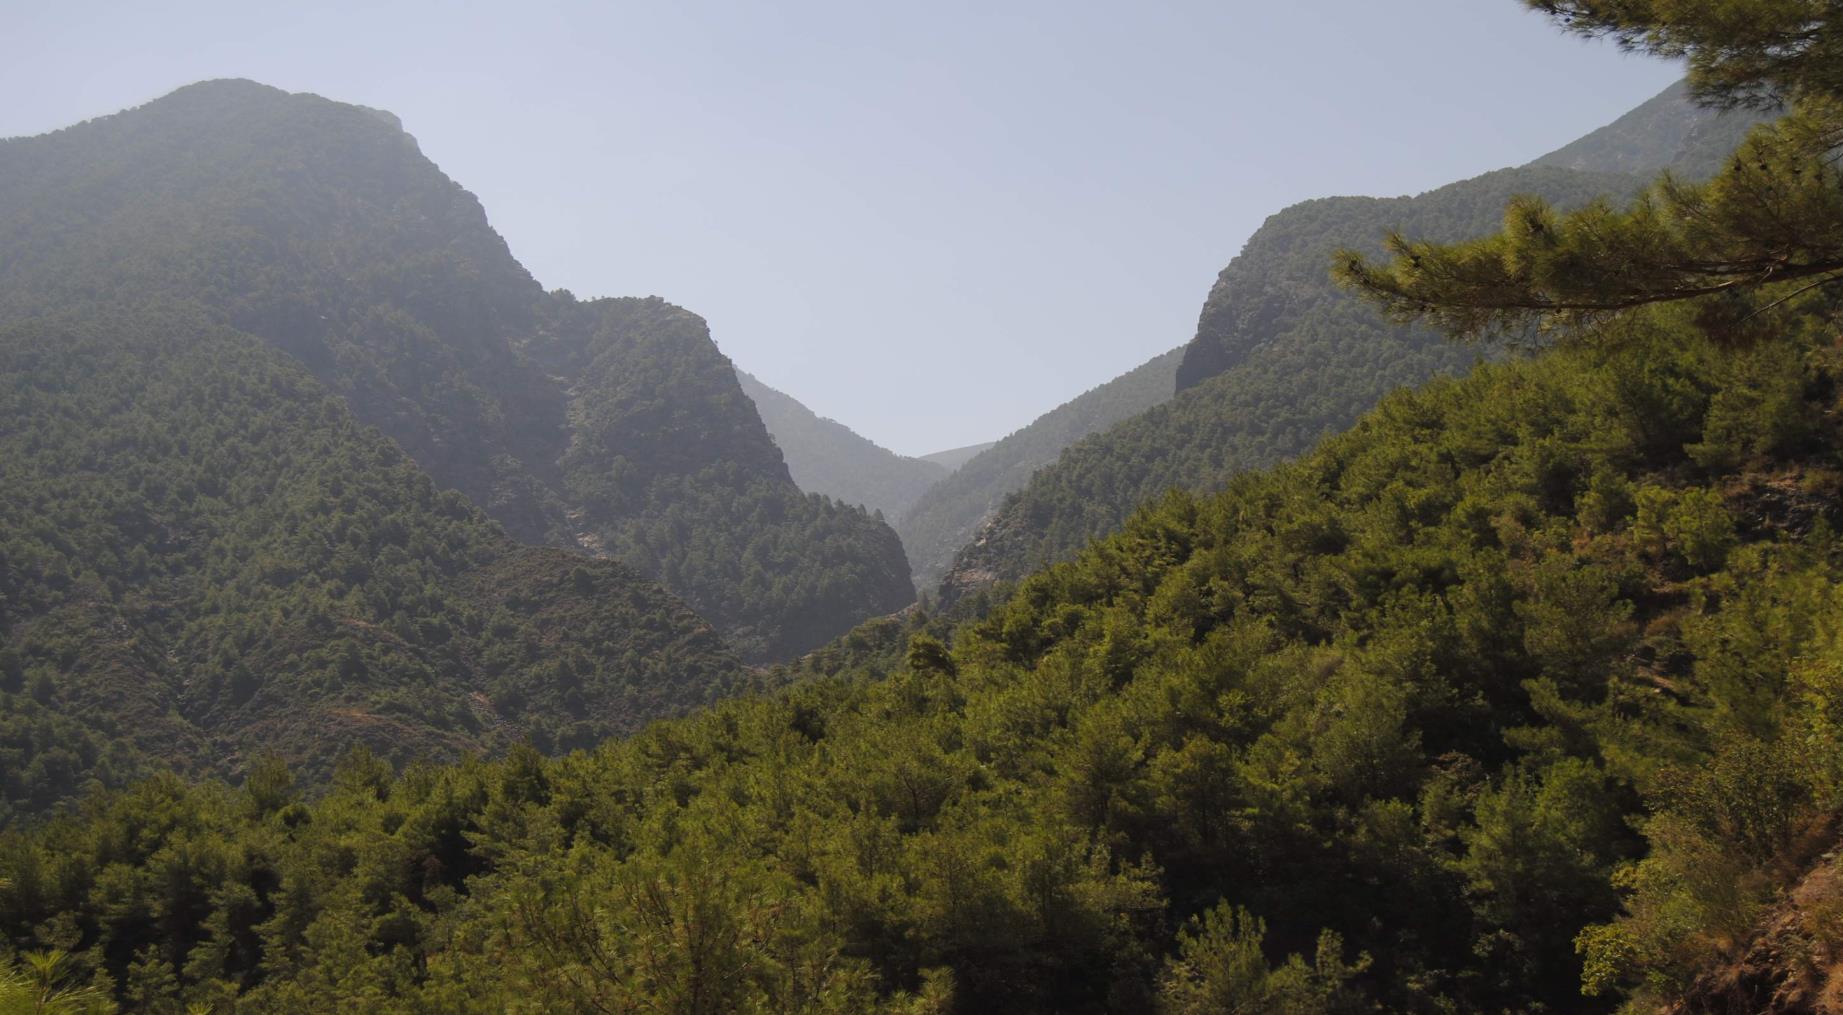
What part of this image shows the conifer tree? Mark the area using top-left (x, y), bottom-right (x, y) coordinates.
top-left (1336, 2), bottom-right (1843, 338)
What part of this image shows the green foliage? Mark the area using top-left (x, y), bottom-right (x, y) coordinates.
top-left (1340, 8), bottom-right (1843, 344)
top-left (0, 308), bottom-right (741, 818)
top-left (0, 950), bottom-right (115, 1014)
top-left (944, 166), bottom-right (1637, 598)
top-left (1157, 905), bottom-right (1369, 1015)
top-left (6, 19), bottom-right (1843, 1013)
top-left (1528, 0), bottom-right (1843, 109)
top-left (1175, 165), bottom-right (1638, 393)
top-left (9, 288), bottom-right (1843, 1011)
top-left (0, 79), bottom-right (912, 663)
top-left (1338, 106), bottom-right (1843, 340)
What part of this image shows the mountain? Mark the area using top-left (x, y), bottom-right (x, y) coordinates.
top-left (735, 369), bottom-right (948, 519)
top-left (0, 80), bottom-right (913, 661)
top-left (897, 347), bottom-right (1184, 588)
top-left (0, 304), bottom-right (742, 824)
top-left (1178, 81), bottom-right (1765, 395)
top-left (11, 285), bottom-right (1837, 1012)
top-left (1528, 78), bottom-right (1771, 181)
top-left (918, 441), bottom-right (996, 470)
top-left (942, 165), bottom-right (1634, 599)
top-left (941, 81), bottom-right (1760, 602)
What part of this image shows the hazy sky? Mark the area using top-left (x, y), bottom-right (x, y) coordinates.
top-left (3, 0), bottom-right (1681, 456)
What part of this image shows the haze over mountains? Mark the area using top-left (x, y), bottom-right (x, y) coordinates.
top-left (934, 82), bottom-right (1769, 602)
top-left (918, 442), bottom-right (996, 471)
top-left (0, 78), bottom-right (923, 815)
top-left (734, 369), bottom-right (947, 521)
top-left (737, 81), bottom-right (1767, 606)
top-left (0, 74), bottom-right (1758, 815)
top-left (2, 26), bottom-right (1837, 1012)
top-left (0, 80), bottom-right (912, 668)
top-left (898, 347), bottom-right (1185, 588)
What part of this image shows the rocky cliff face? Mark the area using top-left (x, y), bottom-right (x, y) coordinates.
top-left (1664, 826), bottom-right (1843, 1014)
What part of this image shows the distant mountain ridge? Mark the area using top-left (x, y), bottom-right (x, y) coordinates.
top-left (0, 79), bottom-right (912, 662)
top-left (896, 347), bottom-right (1184, 588)
top-left (735, 369), bottom-right (947, 520)
top-left (918, 442), bottom-right (996, 471)
top-left (1528, 78), bottom-right (1771, 180)
top-left (943, 80), bottom-right (1756, 602)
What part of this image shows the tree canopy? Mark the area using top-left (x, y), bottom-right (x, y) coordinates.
top-left (10, 274), bottom-right (1843, 1012)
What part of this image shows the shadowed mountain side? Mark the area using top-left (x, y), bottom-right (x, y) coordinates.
top-left (0, 79), bottom-right (912, 661)
top-left (735, 368), bottom-right (949, 520)
top-left (0, 306), bottom-right (743, 820)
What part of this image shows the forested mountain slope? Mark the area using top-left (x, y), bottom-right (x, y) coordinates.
top-left (9, 291), bottom-right (1839, 1012)
top-left (1178, 80), bottom-right (1763, 394)
top-left (0, 304), bottom-right (742, 825)
top-left (941, 165), bottom-right (1633, 599)
top-left (735, 369), bottom-right (948, 519)
top-left (898, 347), bottom-right (1183, 588)
top-left (0, 79), bottom-right (912, 661)
top-left (939, 81), bottom-right (1761, 603)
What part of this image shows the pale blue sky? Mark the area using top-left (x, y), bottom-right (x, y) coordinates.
top-left (3, 0), bottom-right (1681, 455)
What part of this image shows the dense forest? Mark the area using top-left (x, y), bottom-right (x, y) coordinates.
top-left (898, 348), bottom-right (1182, 588)
top-left (7, 285), bottom-right (1841, 1011)
top-left (529, 298), bottom-right (916, 660)
top-left (0, 79), bottom-right (912, 661)
top-left (735, 370), bottom-right (948, 522)
top-left (0, 303), bottom-right (742, 824)
top-left (6, 1), bottom-right (1843, 1011)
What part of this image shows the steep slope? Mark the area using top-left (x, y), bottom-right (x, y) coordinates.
top-left (1176, 80), bottom-right (1763, 395)
top-left (735, 368), bottom-right (948, 519)
top-left (0, 79), bottom-right (912, 660)
top-left (1653, 837), bottom-right (1843, 1015)
top-left (1169, 167), bottom-right (1636, 395)
top-left (942, 81), bottom-right (1765, 602)
top-left (527, 298), bottom-right (915, 659)
top-left (944, 165), bottom-right (1634, 598)
top-left (1529, 78), bottom-right (1771, 181)
top-left (0, 305), bottom-right (741, 824)
top-left (10, 296), bottom-right (1841, 1012)
top-left (898, 347), bottom-right (1183, 587)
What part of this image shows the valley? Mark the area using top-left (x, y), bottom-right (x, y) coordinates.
top-left (2, 4), bottom-right (1840, 1011)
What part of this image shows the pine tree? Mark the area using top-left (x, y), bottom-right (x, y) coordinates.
top-left (1529, 1), bottom-right (1842, 109)
top-left (1335, 2), bottom-right (1843, 338)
